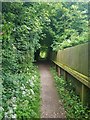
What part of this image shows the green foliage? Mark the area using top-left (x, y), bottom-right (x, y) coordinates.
top-left (16, 66), bottom-right (40, 119)
top-left (1, 2), bottom-right (89, 119)
top-left (2, 2), bottom-right (41, 119)
top-left (2, 65), bottom-right (40, 119)
top-left (50, 66), bottom-right (90, 119)
top-left (51, 2), bottom-right (88, 51)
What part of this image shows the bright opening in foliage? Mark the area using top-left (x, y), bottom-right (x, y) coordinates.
top-left (40, 51), bottom-right (47, 59)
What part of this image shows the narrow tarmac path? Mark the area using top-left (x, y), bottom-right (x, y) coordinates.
top-left (38, 62), bottom-right (66, 118)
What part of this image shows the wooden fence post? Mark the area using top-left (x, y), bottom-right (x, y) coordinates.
top-left (81, 84), bottom-right (85, 104)
top-left (64, 71), bottom-right (67, 81)
top-left (56, 65), bottom-right (58, 73)
top-left (81, 84), bottom-right (90, 106)
top-left (57, 67), bottom-right (61, 77)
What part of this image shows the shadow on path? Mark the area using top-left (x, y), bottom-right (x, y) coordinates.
top-left (38, 62), bottom-right (66, 118)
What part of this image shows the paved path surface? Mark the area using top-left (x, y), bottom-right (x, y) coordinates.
top-left (38, 62), bottom-right (66, 118)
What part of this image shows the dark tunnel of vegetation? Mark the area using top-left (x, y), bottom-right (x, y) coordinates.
top-left (1, 2), bottom-right (89, 119)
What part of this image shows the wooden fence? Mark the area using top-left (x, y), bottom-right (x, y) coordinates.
top-left (51, 42), bottom-right (90, 106)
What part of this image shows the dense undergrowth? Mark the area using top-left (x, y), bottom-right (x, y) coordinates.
top-left (50, 66), bottom-right (90, 119)
top-left (2, 64), bottom-right (40, 119)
